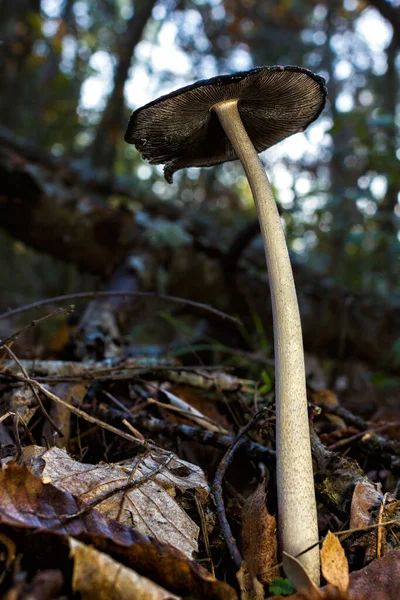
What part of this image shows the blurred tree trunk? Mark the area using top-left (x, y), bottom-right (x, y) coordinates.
top-left (374, 35), bottom-right (399, 290)
top-left (88, 0), bottom-right (158, 170)
top-left (29, 0), bottom-right (78, 144)
top-left (321, 4), bottom-right (360, 288)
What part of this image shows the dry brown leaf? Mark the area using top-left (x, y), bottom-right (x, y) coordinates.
top-left (282, 552), bottom-right (322, 599)
top-left (320, 531), bottom-right (349, 593)
top-left (69, 538), bottom-right (181, 600)
top-left (0, 463), bottom-right (236, 599)
top-left (241, 480), bottom-right (279, 584)
top-left (350, 481), bottom-right (383, 529)
top-left (348, 549), bottom-right (400, 599)
top-left (22, 445), bottom-right (208, 558)
top-left (349, 480), bottom-right (384, 562)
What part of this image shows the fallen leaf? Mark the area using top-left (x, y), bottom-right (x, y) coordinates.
top-left (282, 552), bottom-right (322, 598)
top-left (320, 532), bottom-right (348, 593)
top-left (22, 445), bottom-right (208, 558)
top-left (349, 480), bottom-right (383, 562)
top-left (348, 550), bottom-right (400, 599)
top-left (350, 481), bottom-right (383, 530)
top-left (0, 463), bottom-right (236, 599)
top-left (241, 480), bottom-right (279, 584)
top-left (69, 538), bottom-right (181, 599)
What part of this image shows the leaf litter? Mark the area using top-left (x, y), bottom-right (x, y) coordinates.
top-left (1, 299), bottom-right (400, 598)
top-left (22, 444), bottom-right (208, 558)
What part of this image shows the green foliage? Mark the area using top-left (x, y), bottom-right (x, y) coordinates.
top-left (258, 369), bottom-right (273, 396)
top-left (268, 577), bottom-right (295, 596)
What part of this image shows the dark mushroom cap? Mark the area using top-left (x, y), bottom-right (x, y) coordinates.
top-left (125, 65), bottom-right (327, 183)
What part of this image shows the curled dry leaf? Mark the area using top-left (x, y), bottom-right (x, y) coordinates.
top-left (241, 480), bottom-right (279, 584)
top-left (69, 538), bottom-right (181, 600)
top-left (350, 481), bottom-right (383, 529)
top-left (0, 463), bottom-right (236, 599)
top-left (320, 531), bottom-right (349, 594)
top-left (282, 552), bottom-right (322, 599)
top-left (22, 445), bottom-right (208, 558)
top-left (282, 532), bottom-right (350, 598)
top-left (350, 480), bottom-right (384, 562)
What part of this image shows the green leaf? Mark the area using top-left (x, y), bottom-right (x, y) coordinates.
top-left (257, 369), bottom-right (273, 396)
top-left (268, 577), bottom-right (295, 595)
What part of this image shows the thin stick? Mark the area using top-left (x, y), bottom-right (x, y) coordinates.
top-left (0, 291), bottom-right (241, 327)
top-left (212, 408), bottom-right (269, 571)
top-left (0, 411), bottom-right (36, 445)
top-left (4, 346), bottom-right (63, 438)
top-left (147, 396), bottom-right (227, 433)
top-left (195, 492), bottom-right (215, 577)
top-left (11, 373), bottom-right (144, 447)
top-left (328, 420), bottom-right (400, 451)
top-left (125, 415), bottom-right (276, 459)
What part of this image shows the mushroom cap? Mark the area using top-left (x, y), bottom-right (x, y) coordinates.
top-left (125, 65), bottom-right (327, 183)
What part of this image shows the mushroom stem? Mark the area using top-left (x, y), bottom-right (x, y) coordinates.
top-left (213, 99), bottom-right (320, 584)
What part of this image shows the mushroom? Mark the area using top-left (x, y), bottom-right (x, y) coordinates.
top-left (125, 66), bottom-right (326, 585)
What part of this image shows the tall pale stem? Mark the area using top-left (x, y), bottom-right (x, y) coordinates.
top-left (214, 99), bottom-right (320, 584)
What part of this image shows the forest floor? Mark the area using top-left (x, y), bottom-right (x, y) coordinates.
top-left (0, 293), bottom-right (399, 600)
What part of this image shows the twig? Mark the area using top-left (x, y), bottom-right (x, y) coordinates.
top-left (106, 414), bottom-right (276, 460)
top-left (336, 518), bottom-right (400, 537)
top-left (1, 360), bottom-right (234, 378)
top-left (122, 419), bottom-right (146, 443)
top-left (195, 492), bottom-right (215, 577)
top-left (212, 408), bottom-right (269, 571)
top-left (377, 492), bottom-right (389, 558)
top-left (102, 390), bottom-right (133, 417)
top-left (147, 395), bottom-right (228, 433)
top-left (328, 419), bottom-right (400, 451)
top-left (0, 411), bottom-right (35, 445)
top-left (12, 414), bottom-right (22, 460)
top-left (324, 403), bottom-right (369, 430)
top-left (1, 365), bottom-right (243, 390)
top-left (0, 305), bottom-right (74, 349)
top-left (0, 291), bottom-right (242, 327)
top-left (10, 373), bottom-right (144, 447)
top-left (3, 346), bottom-right (63, 438)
